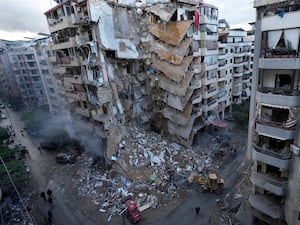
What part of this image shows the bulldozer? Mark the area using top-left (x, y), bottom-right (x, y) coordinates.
top-left (187, 172), bottom-right (225, 193)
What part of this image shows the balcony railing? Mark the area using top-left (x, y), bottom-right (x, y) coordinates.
top-left (256, 118), bottom-right (296, 130)
top-left (261, 48), bottom-right (298, 58)
top-left (257, 87), bottom-right (300, 96)
top-left (253, 143), bottom-right (292, 160)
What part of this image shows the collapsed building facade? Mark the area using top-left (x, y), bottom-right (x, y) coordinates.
top-left (247, 0), bottom-right (300, 224)
top-left (44, 0), bottom-right (220, 148)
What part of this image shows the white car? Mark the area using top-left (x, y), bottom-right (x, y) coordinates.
top-left (0, 104), bottom-right (4, 109)
top-left (0, 113), bottom-right (6, 119)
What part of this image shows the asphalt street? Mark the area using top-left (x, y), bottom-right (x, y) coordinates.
top-left (0, 106), bottom-right (248, 225)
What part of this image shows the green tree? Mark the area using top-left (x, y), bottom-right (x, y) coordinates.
top-left (0, 146), bottom-right (15, 162)
top-left (0, 160), bottom-right (29, 193)
top-left (232, 101), bottom-right (250, 128)
top-left (0, 127), bottom-right (9, 144)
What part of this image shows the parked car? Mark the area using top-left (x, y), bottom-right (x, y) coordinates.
top-left (0, 113), bottom-right (6, 119)
top-left (56, 153), bottom-right (76, 164)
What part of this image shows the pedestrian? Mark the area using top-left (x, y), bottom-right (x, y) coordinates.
top-left (40, 192), bottom-right (46, 201)
top-left (195, 207), bottom-right (200, 216)
top-left (47, 214), bottom-right (53, 225)
top-left (48, 196), bottom-right (54, 208)
top-left (47, 210), bottom-right (52, 219)
top-left (47, 189), bottom-right (53, 198)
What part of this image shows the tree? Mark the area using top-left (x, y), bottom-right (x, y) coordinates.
top-left (232, 101), bottom-right (250, 128)
top-left (0, 146), bottom-right (15, 162)
top-left (0, 160), bottom-right (29, 193)
top-left (0, 127), bottom-right (9, 144)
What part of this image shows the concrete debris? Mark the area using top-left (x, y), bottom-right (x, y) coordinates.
top-left (76, 126), bottom-right (238, 221)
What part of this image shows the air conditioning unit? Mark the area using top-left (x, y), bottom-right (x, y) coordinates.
top-left (290, 144), bottom-right (300, 155)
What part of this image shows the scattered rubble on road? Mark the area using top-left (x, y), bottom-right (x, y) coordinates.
top-left (75, 125), bottom-right (241, 221)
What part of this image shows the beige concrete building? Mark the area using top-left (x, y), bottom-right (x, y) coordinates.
top-left (44, 0), bottom-right (219, 150)
top-left (217, 20), bottom-right (253, 119)
top-left (7, 40), bottom-right (49, 108)
top-left (247, 0), bottom-right (300, 224)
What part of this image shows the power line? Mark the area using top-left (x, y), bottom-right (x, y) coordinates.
top-left (0, 155), bottom-right (35, 224)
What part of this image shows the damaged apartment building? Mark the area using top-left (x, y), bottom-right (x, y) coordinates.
top-left (44, 0), bottom-right (220, 147)
top-left (247, 0), bottom-right (300, 224)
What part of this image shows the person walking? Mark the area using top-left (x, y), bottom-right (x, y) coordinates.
top-left (48, 196), bottom-right (54, 208)
top-left (40, 192), bottom-right (46, 201)
top-left (47, 189), bottom-right (53, 198)
top-left (195, 207), bottom-right (200, 216)
top-left (47, 211), bottom-right (53, 225)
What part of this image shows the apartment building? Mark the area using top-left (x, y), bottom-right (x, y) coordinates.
top-left (7, 41), bottom-right (48, 109)
top-left (217, 20), bottom-right (253, 120)
top-left (44, 0), bottom-right (219, 148)
top-left (247, 0), bottom-right (300, 224)
top-left (31, 37), bottom-right (61, 112)
top-left (0, 40), bottom-right (20, 101)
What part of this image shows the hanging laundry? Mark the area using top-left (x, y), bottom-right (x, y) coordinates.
top-left (194, 11), bottom-right (200, 30)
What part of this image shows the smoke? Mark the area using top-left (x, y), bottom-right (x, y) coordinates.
top-left (38, 111), bottom-right (105, 157)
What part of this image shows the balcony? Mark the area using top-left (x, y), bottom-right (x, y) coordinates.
top-left (233, 71), bottom-right (243, 78)
top-left (202, 99), bottom-right (218, 112)
top-left (48, 16), bottom-right (75, 33)
top-left (233, 52), bottom-right (245, 57)
top-left (248, 194), bottom-right (282, 219)
top-left (65, 91), bottom-right (88, 101)
top-left (259, 49), bottom-right (300, 69)
top-left (202, 87), bottom-right (218, 99)
top-left (71, 13), bottom-right (90, 25)
top-left (199, 14), bottom-right (218, 25)
top-left (198, 48), bottom-right (218, 56)
top-left (201, 76), bottom-right (217, 86)
top-left (250, 169), bottom-right (288, 196)
top-left (252, 143), bottom-right (291, 169)
top-left (64, 75), bottom-right (83, 85)
top-left (191, 91), bottom-right (202, 104)
top-left (256, 119), bottom-right (297, 140)
top-left (75, 35), bottom-right (89, 46)
top-left (202, 63), bottom-right (218, 72)
top-left (57, 56), bottom-right (81, 67)
top-left (52, 67), bottom-right (66, 74)
top-left (74, 107), bottom-right (90, 118)
top-left (257, 87), bottom-right (300, 107)
top-left (51, 37), bottom-right (76, 50)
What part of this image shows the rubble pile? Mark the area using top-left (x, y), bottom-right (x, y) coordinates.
top-left (76, 126), bottom-right (237, 221)
top-left (1, 196), bottom-right (33, 225)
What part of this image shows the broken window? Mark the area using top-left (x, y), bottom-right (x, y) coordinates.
top-left (275, 74), bottom-right (292, 89)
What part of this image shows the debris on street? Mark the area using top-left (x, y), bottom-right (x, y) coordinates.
top-left (75, 125), bottom-right (241, 221)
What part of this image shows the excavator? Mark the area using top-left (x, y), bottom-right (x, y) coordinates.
top-left (187, 172), bottom-right (225, 193)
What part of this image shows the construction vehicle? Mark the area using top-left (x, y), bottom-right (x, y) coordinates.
top-left (188, 172), bottom-right (225, 193)
top-left (122, 197), bottom-right (141, 224)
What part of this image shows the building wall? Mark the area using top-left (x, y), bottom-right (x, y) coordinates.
top-left (248, 1), bottom-right (300, 224)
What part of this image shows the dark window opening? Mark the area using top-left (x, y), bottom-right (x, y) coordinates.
top-left (275, 74), bottom-right (292, 89)
top-left (271, 108), bottom-right (289, 123)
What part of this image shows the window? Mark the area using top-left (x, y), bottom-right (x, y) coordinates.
top-left (200, 24), bottom-right (217, 35)
top-left (26, 54), bottom-right (34, 60)
top-left (31, 69), bottom-right (38, 74)
top-left (32, 76), bottom-right (40, 82)
top-left (42, 70), bottom-right (49, 75)
top-left (28, 62), bottom-right (36, 67)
